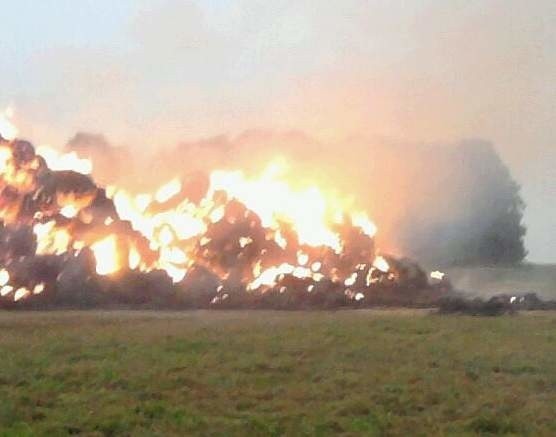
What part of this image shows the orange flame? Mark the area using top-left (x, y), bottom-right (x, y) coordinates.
top-left (91, 235), bottom-right (120, 275)
top-left (36, 146), bottom-right (93, 174)
top-left (0, 110), bottom-right (400, 302)
top-left (0, 107), bottom-right (18, 141)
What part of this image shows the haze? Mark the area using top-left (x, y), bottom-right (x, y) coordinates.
top-left (0, 0), bottom-right (554, 262)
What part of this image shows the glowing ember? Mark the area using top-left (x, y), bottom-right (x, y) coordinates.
top-left (33, 283), bottom-right (45, 295)
top-left (297, 251), bottom-right (309, 266)
top-left (0, 269), bottom-right (9, 287)
top-left (239, 236), bottom-right (253, 248)
top-left (344, 272), bottom-right (357, 287)
top-left (372, 255), bottom-right (390, 273)
top-left (14, 287), bottom-right (30, 302)
top-left (0, 286), bottom-right (13, 297)
top-left (60, 204), bottom-right (79, 218)
top-left (430, 270), bottom-right (445, 280)
top-left (248, 263), bottom-right (315, 290)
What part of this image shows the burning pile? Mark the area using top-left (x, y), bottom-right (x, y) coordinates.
top-left (0, 110), bottom-right (447, 309)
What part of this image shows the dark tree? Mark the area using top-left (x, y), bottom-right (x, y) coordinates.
top-left (397, 140), bottom-right (527, 266)
top-left (453, 141), bottom-right (527, 265)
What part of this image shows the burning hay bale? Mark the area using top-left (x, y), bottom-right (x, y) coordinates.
top-left (0, 117), bottom-right (453, 310)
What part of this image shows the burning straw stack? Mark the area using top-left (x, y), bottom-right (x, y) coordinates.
top-left (0, 132), bottom-right (450, 309)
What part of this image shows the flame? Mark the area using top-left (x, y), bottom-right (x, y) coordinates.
top-left (0, 269), bottom-right (9, 287)
top-left (0, 107), bottom-right (18, 141)
top-left (0, 111), bottom-right (402, 304)
top-left (128, 245), bottom-right (141, 270)
top-left (14, 287), bottom-right (30, 302)
top-left (209, 206), bottom-right (225, 223)
top-left (33, 221), bottom-right (71, 255)
top-left (155, 179), bottom-right (182, 203)
top-left (60, 205), bottom-right (79, 218)
top-left (239, 236), bottom-right (253, 248)
top-left (274, 230), bottom-right (287, 249)
top-left (95, 157), bottom-right (383, 289)
top-left (351, 212), bottom-right (377, 237)
top-left (209, 162), bottom-right (342, 251)
top-left (430, 270), bottom-right (445, 280)
top-left (344, 272), bottom-right (357, 287)
top-left (33, 283), bottom-right (45, 295)
top-left (0, 145), bottom-right (37, 197)
top-left (297, 251), bottom-right (309, 266)
top-left (91, 235), bottom-right (120, 275)
top-left (372, 255), bottom-right (390, 273)
top-left (36, 146), bottom-right (92, 174)
top-left (0, 285), bottom-right (13, 297)
top-left (248, 263), bottom-right (317, 290)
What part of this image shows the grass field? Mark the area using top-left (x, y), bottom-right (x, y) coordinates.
top-left (1, 310), bottom-right (555, 436)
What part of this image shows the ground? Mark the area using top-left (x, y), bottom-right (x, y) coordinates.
top-left (0, 310), bottom-right (555, 436)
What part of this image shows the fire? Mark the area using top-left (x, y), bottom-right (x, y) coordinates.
top-left (128, 245), bottom-right (141, 270)
top-left (155, 179), bottom-right (181, 203)
top-left (0, 107), bottom-right (18, 141)
top-left (297, 251), bottom-right (309, 266)
top-left (14, 287), bottom-right (30, 302)
top-left (247, 263), bottom-right (320, 290)
top-left (239, 236), bottom-right (253, 248)
top-left (91, 235), bottom-right (120, 275)
top-left (33, 221), bottom-right (71, 255)
top-left (430, 270), bottom-right (445, 280)
top-left (33, 283), bottom-right (45, 295)
top-left (372, 255), bottom-right (390, 273)
top-left (60, 205), bottom-right (79, 218)
top-left (36, 146), bottom-right (92, 174)
top-left (208, 162), bottom-right (343, 251)
top-left (106, 158), bottom-right (382, 287)
top-left (0, 286), bottom-right (13, 297)
top-left (0, 269), bottom-right (9, 287)
top-left (0, 110), bottom-right (431, 308)
top-left (344, 272), bottom-right (358, 286)
top-left (352, 212), bottom-right (378, 238)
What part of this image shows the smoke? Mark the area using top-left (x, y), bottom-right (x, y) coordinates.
top-left (68, 127), bottom-right (525, 267)
top-left (64, 133), bottom-right (134, 187)
top-left (2, 0), bottom-right (554, 261)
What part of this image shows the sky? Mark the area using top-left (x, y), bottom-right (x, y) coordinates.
top-left (0, 0), bottom-right (554, 262)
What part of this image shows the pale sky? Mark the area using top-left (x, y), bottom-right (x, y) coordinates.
top-left (0, 0), bottom-right (554, 262)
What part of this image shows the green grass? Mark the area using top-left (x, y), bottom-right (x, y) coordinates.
top-left (0, 310), bottom-right (555, 436)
